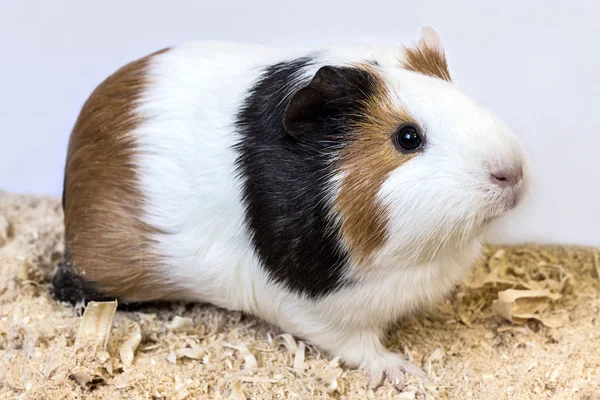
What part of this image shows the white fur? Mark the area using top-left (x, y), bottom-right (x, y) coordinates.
top-left (133, 37), bottom-right (528, 385)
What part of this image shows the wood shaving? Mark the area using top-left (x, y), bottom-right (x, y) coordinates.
top-left (396, 391), bottom-right (417, 399)
top-left (275, 333), bottom-right (298, 355)
top-left (176, 346), bottom-right (206, 360)
top-left (1, 193), bottom-right (600, 399)
top-left (167, 316), bottom-right (193, 332)
top-left (318, 356), bottom-right (342, 394)
top-left (231, 380), bottom-right (247, 400)
top-left (492, 289), bottom-right (567, 327)
top-left (174, 375), bottom-right (190, 400)
top-left (75, 301), bottom-right (117, 350)
top-left (293, 341), bottom-right (305, 372)
top-left (119, 321), bottom-right (142, 367)
top-left (223, 343), bottom-right (257, 371)
top-left (70, 366), bottom-right (94, 387)
top-left (166, 351), bottom-right (177, 364)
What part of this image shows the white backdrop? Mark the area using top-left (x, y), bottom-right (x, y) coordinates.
top-left (0, 1), bottom-right (598, 246)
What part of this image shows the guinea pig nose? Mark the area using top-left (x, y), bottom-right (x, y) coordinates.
top-left (490, 165), bottom-right (523, 188)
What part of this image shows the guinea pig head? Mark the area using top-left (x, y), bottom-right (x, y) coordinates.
top-left (283, 27), bottom-right (530, 270)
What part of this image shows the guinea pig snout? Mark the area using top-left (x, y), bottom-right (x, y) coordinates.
top-left (487, 158), bottom-right (527, 210)
top-left (490, 164), bottom-right (523, 189)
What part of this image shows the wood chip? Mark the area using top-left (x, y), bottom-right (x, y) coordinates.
top-left (427, 348), bottom-right (445, 363)
top-left (317, 356), bottom-right (342, 393)
top-left (492, 289), bottom-right (567, 327)
top-left (492, 249), bottom-right (506, 259)
top-left (176, 346), bottom-right (206, 360)
top-left (70, 366), bottom-right (94, 387)
top-left (174, 375), bottom-right (190, 400)
top-left (75, 301), bottom-right (118, 350)
top-left (396, 390), bottom-right (417, 399)
top-left (167, 316), bottom-right (193, 332)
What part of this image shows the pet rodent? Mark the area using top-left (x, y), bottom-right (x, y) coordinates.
top-left (52, 26), bottom-right (529, 389)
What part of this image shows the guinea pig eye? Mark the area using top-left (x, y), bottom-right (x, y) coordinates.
top-left (393, 125), bottom-right (423, 152)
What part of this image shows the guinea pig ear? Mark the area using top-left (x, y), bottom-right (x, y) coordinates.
top-left (418, 26), bottom-right (444, 52)
top-left (283, 66), bottom-right (363, 140)
top-left (403, 26), bottom-right (451, 81)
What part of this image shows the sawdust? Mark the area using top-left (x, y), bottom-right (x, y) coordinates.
top-left (0, 193), bottom-right (599, 399)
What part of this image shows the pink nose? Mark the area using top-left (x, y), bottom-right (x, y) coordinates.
top-left (491, 166), bottom-right (523, 188)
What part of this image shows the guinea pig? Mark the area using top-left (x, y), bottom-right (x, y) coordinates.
top-left (52, 26), bottom-right (529, 389)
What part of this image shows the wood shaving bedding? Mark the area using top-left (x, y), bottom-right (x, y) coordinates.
top-left (1, 193), bottom-right (599, 399)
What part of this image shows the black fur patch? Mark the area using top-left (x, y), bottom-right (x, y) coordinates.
top-left (52, 251), bottom-right (174, 311)
top-left (51, 251), bottom-right (114, 305)
top-left (235, 58), bottom-right (377, 298)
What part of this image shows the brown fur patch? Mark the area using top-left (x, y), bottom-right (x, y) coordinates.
top-left (402, 43), bottom-right (451, 81)
top-left (334, 67), bottom-right (419, 265)
top-left (63, 48), bottom-right (173, 302)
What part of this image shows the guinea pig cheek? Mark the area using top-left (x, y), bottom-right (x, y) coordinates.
top-left (332, 97), bottom-right (419, 269)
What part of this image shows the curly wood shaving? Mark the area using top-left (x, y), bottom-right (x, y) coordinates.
top-left (223, 343), bottom-right (257, 370)
top-left (326, 378), bottom-right (338, 393)
top-left (119, 322), bottom-right (142, 368)
top-left (293, 341), bottom-right (305, 372)
top-left (275, 333), bottom-right (297, 355)
top-left (231, 380), bottom-right (247, 400)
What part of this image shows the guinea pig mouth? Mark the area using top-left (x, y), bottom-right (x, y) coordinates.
top-left (504, 190), bottom-right (521, 210)
top-left (482, 189), bottom-right (522, 225)
top-left (481, 212), bottom-right (500, 226)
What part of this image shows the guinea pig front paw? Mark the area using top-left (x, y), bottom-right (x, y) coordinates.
top-left (325, 329), bottom-right (428, 391)
top-left (363, 352), bottom-right (428, 391)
